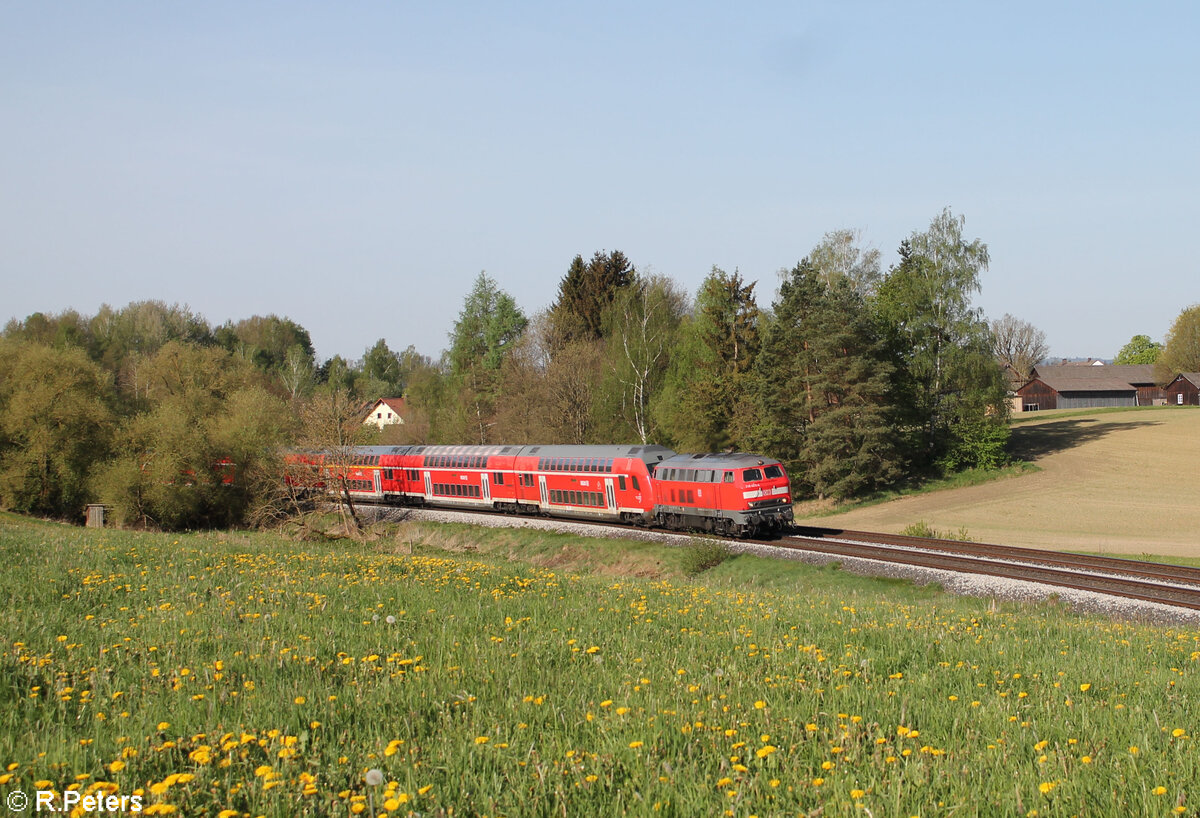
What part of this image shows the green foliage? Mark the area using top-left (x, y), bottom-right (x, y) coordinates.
top-left (680, 539), bottom-right (731, 574)
top-left (752, 261), bottom-right (903, 500)
top-left (899, 520), bottom-right (974, 541)
top-left (0, 340), bottom-right (116, 517)
top-left (1113, 333), bottom-right (1162, 366)
top-left (216, 314), bottom-right (315, 375)
top-left (875, 209), bottom-right (1008, 472)
top-left (549, 250), bottom-right (635, 345)
top-left (91, 342), bottom-right (290, 529)
top-left (599, 276), bottom-right (687, 443)
top-left (805, 228), bottom-right (883, 296)
top-left (1156, 305), bottom-right (1200, 382)
top-left (657, 268), bottom-right (761, 451)
top-left (450, 272), bottom-right (527, 375)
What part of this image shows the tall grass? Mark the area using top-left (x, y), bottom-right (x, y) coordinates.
top-left (0, 514), bottom-right (1196, 816)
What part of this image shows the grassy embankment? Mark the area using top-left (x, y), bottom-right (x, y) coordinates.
top-left (1, 513), bottom-right (1197, 817)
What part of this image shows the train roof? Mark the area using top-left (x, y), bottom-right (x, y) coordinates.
top-left (658, 452), bottom-right (782, 469)
top-left (355, 444), bottom-right (677, 467)
top-left (517, 444), bottom-right (675, 465)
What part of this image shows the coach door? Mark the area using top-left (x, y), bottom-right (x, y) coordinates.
top-left (482, 473), bottom-right (491, 502)
top-left (424, 471), bottom-right (433, 498)
top-left (605, 478), bottom-right (616, 511)
top-left (538, 475), bottom-right (548, 507)
top-left (373, 470), bottom-right (381, 497)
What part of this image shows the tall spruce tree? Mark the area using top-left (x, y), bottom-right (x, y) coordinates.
top-left (549, 250), bottom-right (635, 346)
top-left (448, 272), bottom-right (527, 443)
top-left (657, 267), bottom-right (760, 451)
top-left (753, 261), bottom-right (901, 499)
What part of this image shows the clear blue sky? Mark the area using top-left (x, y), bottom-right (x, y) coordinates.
top-left (3, 2), bottom-right (1197, 362)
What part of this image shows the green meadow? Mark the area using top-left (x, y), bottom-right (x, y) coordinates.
top-left (1, 514), bottom-right (1196, 817)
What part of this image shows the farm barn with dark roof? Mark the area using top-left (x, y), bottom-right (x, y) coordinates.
top-left (1163, 373), bottom-right (1200, 406)
top-left (1015, 364), bottom-right (1167, 411)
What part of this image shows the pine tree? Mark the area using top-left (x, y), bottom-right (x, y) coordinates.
top-left (753, 261), bottom-right (902, 499)
top-left (549, 250), bottom-right (635, 346)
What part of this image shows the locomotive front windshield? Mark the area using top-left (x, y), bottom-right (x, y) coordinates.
top-left (742, 468), bottom-right (763, 482)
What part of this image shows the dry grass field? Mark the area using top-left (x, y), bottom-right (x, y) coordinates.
top-left (815, 406), bottom-right (1200, 557)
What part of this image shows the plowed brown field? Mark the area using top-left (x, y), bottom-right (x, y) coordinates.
top-left (813, 406), bottom-right (1200, 557)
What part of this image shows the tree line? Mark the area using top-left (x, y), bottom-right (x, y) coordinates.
top-left (7, 207), bottom-right (1197, 530)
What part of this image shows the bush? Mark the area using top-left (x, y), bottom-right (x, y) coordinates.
top-left (680, 539), bottom-right (731, 574)
top-left (900, 521), bottom-right (973, 542)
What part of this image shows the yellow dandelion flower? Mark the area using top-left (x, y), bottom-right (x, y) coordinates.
top-left (474, 736), bottom-right (490, 745)
top-left (1152, 787), bottom-right (1168, 796)
top-left (108, 760), bottom-right (125, 774)
top-left (851, 789), bottom-right (865, 799)
top-left (754, 700), bottom-right (766, 709)
top-left (629, 741), bottom-right (644, 749)
top-left (1079, 683), bottom-right (1091, 692)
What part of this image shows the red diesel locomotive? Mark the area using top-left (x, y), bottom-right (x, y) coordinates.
top-left (305, 443), bottom-right (793, 537)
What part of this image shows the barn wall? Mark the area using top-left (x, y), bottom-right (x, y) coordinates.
top-left (1017, 381), bottom-right (1057, 411)
top-left (1135, 385), bottom-right (1166, 405)
top-left (1164, 380), bottom-right (1200, 406)
top-left (1058, 391), bottom-right (1137, 410)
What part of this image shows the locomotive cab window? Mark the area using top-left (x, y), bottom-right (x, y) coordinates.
top-left (764, 465), bottom-right (783, 479)
top-left (742, 468), bottom-right (763, 482)
top-left (723, 471), bottom-right (734, 483)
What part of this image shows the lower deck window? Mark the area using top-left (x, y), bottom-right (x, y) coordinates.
top-left (549, 489), bottom-right (604, 507)
top-left (433, 483), bottom-right (482, 498)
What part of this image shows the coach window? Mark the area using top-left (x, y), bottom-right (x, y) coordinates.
top-left (618, 475), bottom-right (626, 490)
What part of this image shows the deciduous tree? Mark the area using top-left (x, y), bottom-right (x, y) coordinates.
top-left (1114, 334), bottom-right (1163, 366)
top-left (0, 340), bottom-right (116, 517)
top-left (1157, 305), bottom-right (1200, 382)
top-left (875, 209), bottom-right (1009, 471)
top-left (991, 313), bottom-right (1049, 382)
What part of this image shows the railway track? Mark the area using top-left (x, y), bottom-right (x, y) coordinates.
top-left (365, 503), bottom-right (1200, 613)
top-left (767, 527), bottom-right (1200, 611)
